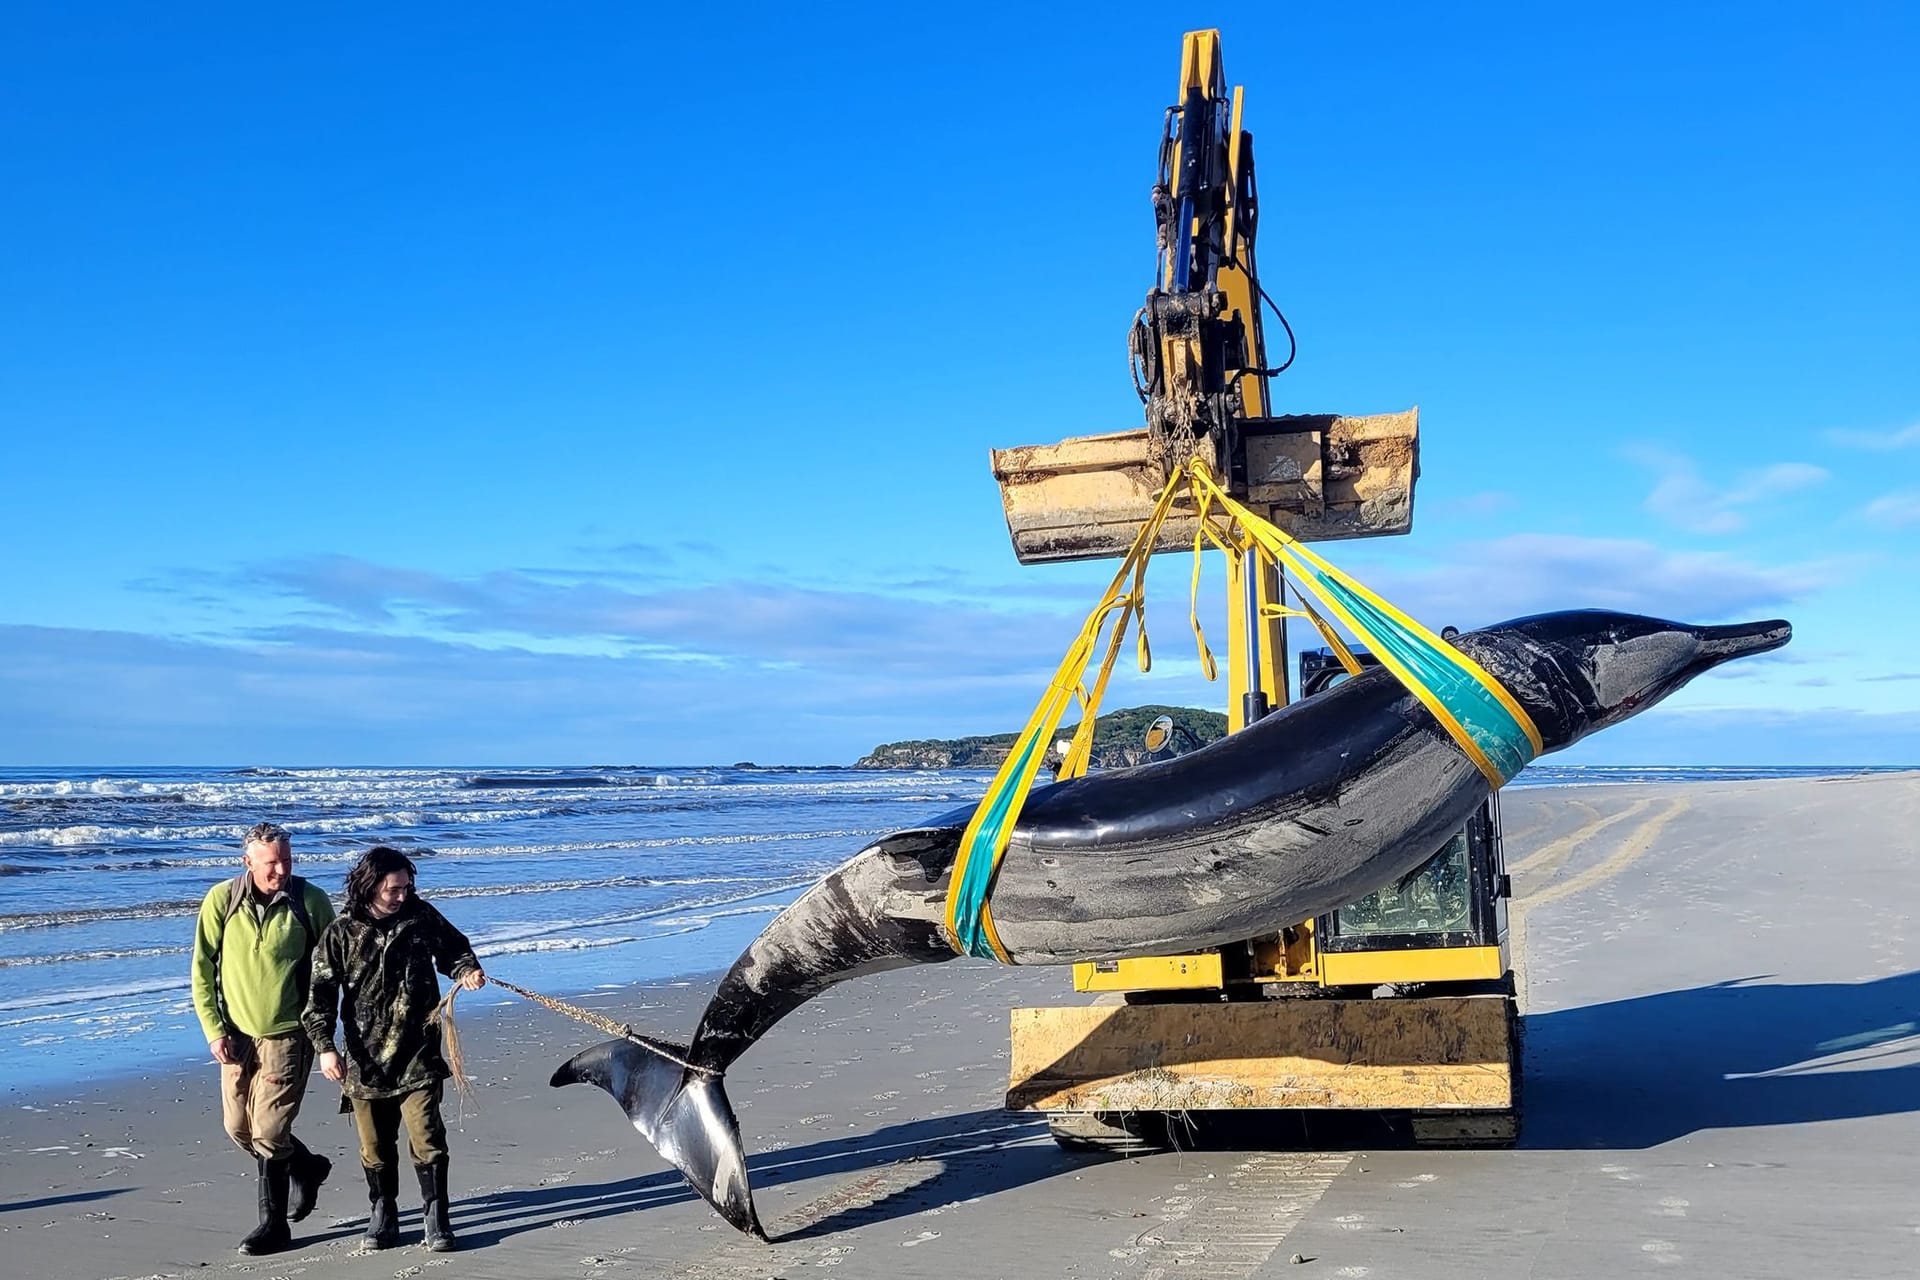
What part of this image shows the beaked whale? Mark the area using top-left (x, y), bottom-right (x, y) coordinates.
top-left (553, 609), bottom-right (1791, 1236)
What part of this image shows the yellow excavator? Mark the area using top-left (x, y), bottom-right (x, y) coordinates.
top-left (993, 30), bottom-right (1520, 1151)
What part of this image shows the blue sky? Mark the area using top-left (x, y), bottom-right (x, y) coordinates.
top-left (3, 3), bottom-right (1915, 767)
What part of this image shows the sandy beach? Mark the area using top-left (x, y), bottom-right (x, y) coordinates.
top-left (4, 772), bottom-right (1918, 1280)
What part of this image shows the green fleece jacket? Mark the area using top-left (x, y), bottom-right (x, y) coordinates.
top-left (191, 877), bottom-right (337, 1042)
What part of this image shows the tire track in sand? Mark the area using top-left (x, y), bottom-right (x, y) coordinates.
top-left (1103, 1152), bottom-right (1350, 1280)
top-left (671, 1145), bottom-right (1348, 1278)
top-left (1521, 797), bottom-right (1691, 913)
top-left (1500, 795), bottom-right (1596, 858)
top-left (1511, 797), bottom-right (1690, 1006)
top-left (1507, 798), bottom-right (1653, 881)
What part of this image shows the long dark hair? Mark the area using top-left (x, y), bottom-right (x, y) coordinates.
top-left (344, 845), bottom-right (418, 918)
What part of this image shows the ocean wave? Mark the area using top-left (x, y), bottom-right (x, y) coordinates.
top-left (0, 777), bottom-right (189, 801)
top-left (0, 867), bottom-right (823, 933)
top-left (465, 880), bottom-right (810, 951)
top-left (479, 934), bottom-right (643, 957)
top-left (215, 767), bottom-right (456, 781)
top-left (463, 773), bottom-right (619, 790)
top-left (474, 902), bottom-right (784, 957)
top-left (0, 805), bottom-right (569, 849)
top-left (646, 902), bottom-right (787, 929)
top-left (450, 827), bottom-right (887, 855)
top-left (0, 944), bottom-right (185, 969)
top-left (429, 873), bottom-right (794, 901)
top-left (0, 825), bottom-right (888, 873)
top-left (455, 772), bottom-right (753, 792)
top-left (0, 976), bottom-right (186, 1015)
top-left (0, 899), bottom-right (204, 932)
top-left (0, 770), bottom-right (481, 812)
top-left (4, 791), bottom-right (189, 811)
top-left (0, 883), bottom-right (810, 1024)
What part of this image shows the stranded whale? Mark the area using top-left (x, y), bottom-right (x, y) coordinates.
top-left (553, 609), bottom-right (1791, 1236)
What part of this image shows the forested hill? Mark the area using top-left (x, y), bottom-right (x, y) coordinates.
top-left (853, 704), bottom-right (1229, 770)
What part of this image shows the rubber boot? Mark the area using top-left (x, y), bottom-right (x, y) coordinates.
top-left (237, 1156), bottom-right (293, 1256)
top-left (361, 1165), bottom-right (399, 1250)
top-left (416, 1157), bottom-right (456, 1252)
top-left (288, 1138), bottom-right (331, 1223)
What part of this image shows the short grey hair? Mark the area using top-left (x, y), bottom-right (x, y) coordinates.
top-left (243, 821), bottom-right (292, 853)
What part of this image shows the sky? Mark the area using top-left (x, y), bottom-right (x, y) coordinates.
top-left (3, 3), bottom-right (1916, 767)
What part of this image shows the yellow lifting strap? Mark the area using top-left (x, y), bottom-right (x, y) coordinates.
top-left (943, 458), bottom-right (1543, 963)
top-left (1183, 461), bottom-right (1543, 786)
top-left (943, 469), bottom-right (1184, 962)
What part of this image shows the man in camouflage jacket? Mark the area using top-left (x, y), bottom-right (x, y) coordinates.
top-left (303, 846), bottom-right (484, 1251)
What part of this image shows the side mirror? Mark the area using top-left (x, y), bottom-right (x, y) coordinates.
top-left (1144, 715), bottom-right (1202, 756)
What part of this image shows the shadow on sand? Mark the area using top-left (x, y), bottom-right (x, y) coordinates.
top-left (0, 1186), bottom-right (132, 1215)
top-left (432, 971), bottom-right (1920, 1244)
top-left (449, 1107), bottom-right (1076, 1247)
top-left (1519, 969), bottom-right (1920, 1148)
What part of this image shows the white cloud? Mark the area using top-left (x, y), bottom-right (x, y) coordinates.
top-left (1824, 422), bottom-right (1920, 450)
top-left (0, 623), bottom-right (1061, 766)
top-left (52, 530), bottom-right (1849, 765)
top-left (7, 622), bottom-right (1908, 768)
top-left (181, 555), bottom-right (1089, 681)
top-left (1628, 446), bottom-right (1829, 535)
top-left (1862, 491), bottom-right (1920, 529)
top-left (1353, 532), bottom-right (1830, 629)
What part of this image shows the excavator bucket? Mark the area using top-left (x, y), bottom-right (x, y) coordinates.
top-left (990, 410), bottom-right (1419, 564)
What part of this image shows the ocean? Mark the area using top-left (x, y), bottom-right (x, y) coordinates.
top-left (0, 762), bottom-right (1894, 1093)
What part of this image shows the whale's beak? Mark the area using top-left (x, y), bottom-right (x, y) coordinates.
top-left (1693, 619), bottom-right (1793, 667)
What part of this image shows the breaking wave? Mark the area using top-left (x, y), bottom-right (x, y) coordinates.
top-left (0, 945), bottom-right (185, 969)
top-left (0, 806), bottom-right (568, 848)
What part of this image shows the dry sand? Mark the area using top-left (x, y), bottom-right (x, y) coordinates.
top-left (4, 773), bottom-right (1918, 1280)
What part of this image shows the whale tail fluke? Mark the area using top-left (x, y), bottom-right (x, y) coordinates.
top-left (550, 1038), bottom-right (764, 1239)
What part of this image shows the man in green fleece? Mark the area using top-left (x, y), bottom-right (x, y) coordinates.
top-left (191, 821), bottom-right (337, 1256)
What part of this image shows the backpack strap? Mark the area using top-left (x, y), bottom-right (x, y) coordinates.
top-left (220, 872), bottom-right (318, 953)
top-left (283, 875), bottom-right (317, 951)
top-left (220, 872), bottom-right (252, 934)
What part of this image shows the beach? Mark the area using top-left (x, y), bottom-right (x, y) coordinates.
top-left (4, 771), bottom-right (1918, 1279)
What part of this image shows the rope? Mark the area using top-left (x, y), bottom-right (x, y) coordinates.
top-left (428, 976), bottom-right (718, 1081)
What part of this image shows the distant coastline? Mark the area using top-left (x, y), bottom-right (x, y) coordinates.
top-left (853, 704), bottom-right (1229, 770)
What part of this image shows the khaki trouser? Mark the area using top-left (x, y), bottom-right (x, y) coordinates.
top-left (349, 1083), bottom-right (448, 1170)
top-left (221, 1033), bottom-right (313, 1161)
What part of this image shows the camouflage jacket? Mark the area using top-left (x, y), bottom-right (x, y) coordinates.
top-left (301, 898), bottom-right (479, 1100)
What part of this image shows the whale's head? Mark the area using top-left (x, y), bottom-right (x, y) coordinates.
top-left (1460, 610), bottom-right (1792, 753)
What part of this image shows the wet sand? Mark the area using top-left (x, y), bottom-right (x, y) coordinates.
top-left (3, 772), bottom-right (1917, 1280)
